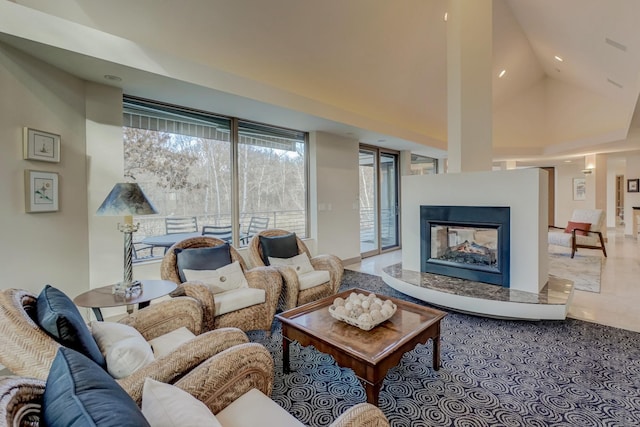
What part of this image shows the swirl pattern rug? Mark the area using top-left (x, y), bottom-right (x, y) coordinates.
top-left (247, 269), bottom-right (640, 427)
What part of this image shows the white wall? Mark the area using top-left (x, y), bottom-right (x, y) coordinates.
top-left (553, 162), bottom-right (596, 226)
top-left (0, 42), bottom-right (90, 297)
top-left (309, 131), bottom-right (360, 262)
top-left (624, 153), bottom-right (640, 236)
top-left (402, 168), bottom-right (548, 293)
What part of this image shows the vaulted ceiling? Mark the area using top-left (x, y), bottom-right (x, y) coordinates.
top-left (2, 0), bottom-right (640, 165)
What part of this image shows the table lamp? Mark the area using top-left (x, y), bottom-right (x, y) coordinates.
top-left (96, 183), bottom-right (158, 295)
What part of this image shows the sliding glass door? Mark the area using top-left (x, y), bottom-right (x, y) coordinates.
top-left (359, 146), bottom-right (399, 257)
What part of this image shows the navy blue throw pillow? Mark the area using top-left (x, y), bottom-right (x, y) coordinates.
top-left (175, 243), bottom-right (233, 282)
top-left (36, 285), bottom-right (106, 369)
top-left (43, 347), bottom-right (150, 427)
top-left (259, 233), bottom-right (298, 265)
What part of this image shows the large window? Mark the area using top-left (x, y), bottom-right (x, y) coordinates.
top-left (123, 97), bottom-right (307, 259)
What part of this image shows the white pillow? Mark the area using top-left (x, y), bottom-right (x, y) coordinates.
top-left (268, 252), bottom-right (314, 275)
top-left (183, 261), bottom-right (249, 294)
top-left (147, 326), bottom-right (196, 358)
top-left (142, 378), bottom-right (222, 427)
top-left (90, 321), bottom-right (154, 379)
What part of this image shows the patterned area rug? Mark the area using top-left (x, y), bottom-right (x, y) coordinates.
top-left (248, 270), bottom-right (640, 427)
top-left (548, 247), bottom-right (603, 293)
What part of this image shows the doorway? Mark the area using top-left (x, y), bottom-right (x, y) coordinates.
top-left (359, 146), bottom-right (400, 257)
top-left (616, 175), bottom-right (625, 225)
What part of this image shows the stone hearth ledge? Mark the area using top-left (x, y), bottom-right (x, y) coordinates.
top-left (381, 263), bottom-right (574, 321)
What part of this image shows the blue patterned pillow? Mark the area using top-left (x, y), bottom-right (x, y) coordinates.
top-left (36, 285), bottom-right (106, 369)
top-left (43, 347), bottom-right (150, 427)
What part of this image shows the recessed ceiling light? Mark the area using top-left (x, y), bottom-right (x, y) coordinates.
top-left (554, 55), bottom-right (564, 62)
top-left (498, 69), bottom-right (506, 78)
top-left (564, 160), bottom-right (571, 163)
top-left (443, 12), bottom-right (448, 22)
top-left (378, 139), bottom-right (386, 143)
top-left (104, 74), bottom-right (122, 82)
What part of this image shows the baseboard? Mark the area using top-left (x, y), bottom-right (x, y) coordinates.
top-left (341, 256), bottom-right (362, 266)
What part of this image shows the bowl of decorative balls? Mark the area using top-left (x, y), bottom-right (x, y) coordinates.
top-left (328, 292), bottom-right (397, 331)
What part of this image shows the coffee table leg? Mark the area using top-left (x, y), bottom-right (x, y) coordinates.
top-left (362, 380), bottom-right (382, 406)
top-left (283, 337), bottom-right (291, 374)
top-left (433, 335), bottom-right (441, 371)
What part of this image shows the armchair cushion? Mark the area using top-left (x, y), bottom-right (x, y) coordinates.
top-left (268, 253), bottom-right (314, 275)
top-left (183, 261), bottom-right (249, 294)
top-left (216, 388), bottom-right (304, 427)
top-left (142, 378), bottom-right (222, 427)
top-left (564, 221), bottom-right (591, 236)
top-left (259, 233), bottom-right (298, 265)
top-left (298, 270), bottom-right (331, 291)
top-left (215, 288), bottom-right (266, 316)
top-left (175, 243), bottom-right (232, 282)
top-left (91, 321), bottom-right (154, 379)
top-left (36, 285), bottom-right (106, 369)
top-left (148, 326), bottom-right (196, 358)
top-left (43, 347), bottom-right (150, 427)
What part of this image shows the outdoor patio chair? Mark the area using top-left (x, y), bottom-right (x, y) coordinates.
top-left (161, 236), bottom-right (282, 333)
top-left (240, 216), bottom-right (270, 244)
top-left (202, 225), bottom-right (233, 242)
top-left (548, 208), bottom-right (607, 258)
top-left (248, 229), bottom-right (344, 310)
top-left (165, 216), bottom-right (198, 234)
top-left (0, 287), bottom-right (249, 404)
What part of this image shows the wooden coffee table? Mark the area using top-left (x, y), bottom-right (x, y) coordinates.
top-left (276, 288), bottom-right (447, 406)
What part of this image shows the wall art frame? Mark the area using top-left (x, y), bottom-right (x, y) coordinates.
top-left (572, 177), bottom-right (586, 201)
top-left (25, 170), bottom-right (59, 213)
top-left (627, 178), bottom-right (639, 193)
top-left (23, 127), bottom-right (60, 163)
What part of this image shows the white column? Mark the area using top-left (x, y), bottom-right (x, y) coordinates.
top-left (446, 0), bottom-right (493, 173)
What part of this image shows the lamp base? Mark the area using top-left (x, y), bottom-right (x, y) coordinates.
top-left (112, 280), bottom-right (143, 297)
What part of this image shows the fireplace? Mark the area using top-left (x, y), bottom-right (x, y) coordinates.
top-left (420, 206), bottom-right (510, 287)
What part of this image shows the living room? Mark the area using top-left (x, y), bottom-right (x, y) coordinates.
top-left (1, 1), bottom-right (640, 426)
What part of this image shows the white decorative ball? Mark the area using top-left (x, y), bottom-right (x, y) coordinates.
top-left (370, 303), bottom-right (382, 312)
top-left (370, 310), bottom-right (383, 322)
top-left (334, 306), bottom-right (347, 316)
top-left (358, 313), bottom-right (372, 323)
top-left (344, 302), bottom-right (354, 311)
top-left (333, 297), bottom-right (345, 307)
top-left (361, 300), bottom-right (371, 310)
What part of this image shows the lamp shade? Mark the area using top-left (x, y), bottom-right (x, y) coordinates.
top-left (96, 183), bottom-right (158, 216)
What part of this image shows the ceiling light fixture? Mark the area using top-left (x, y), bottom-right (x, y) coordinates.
top-left (104, 74), bottom-right (122, 82)
top-left (443, 12), bottom-right (448, 22)
top-left (554, 55), bottom-right (563, 62)
top-left (498, 69), bottom-right (506, 78)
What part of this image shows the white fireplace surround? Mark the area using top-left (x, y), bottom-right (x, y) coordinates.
top-left (401, 168), bottom-right (548, 294)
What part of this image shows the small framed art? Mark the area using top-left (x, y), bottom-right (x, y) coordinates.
top-left (627, 178), bottom-right (639, 193)
top-left (572, 178), bottom-right (586, 201)
top-left (23, 127), bottom-right (60, 163)
top-left (25, 170), bottom-right (59, 213)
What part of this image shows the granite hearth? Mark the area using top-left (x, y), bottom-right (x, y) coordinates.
top-left (381, 263), bottom-right (574, 320)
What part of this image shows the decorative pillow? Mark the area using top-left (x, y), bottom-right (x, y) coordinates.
top-left (564, 221), bottom-right (591, 236)
top-left (175, 244), bottom-right (232, 282)
top-left (183, 261), bottom-right (249, 294)
top-left (43, 347), bottom-right (150, 427)
top-left (142, 378), bottom-right (222, 427)
top-left (148, 327), bottom-right (196, 359)
top-left (36, 285), bottom-right (106, 369)
top-left (268, 252), bottom-right (314, 276)
top-left (259, 233), bottom-right (298, 265)
top-left (91, 321), bottom-right (154, 379)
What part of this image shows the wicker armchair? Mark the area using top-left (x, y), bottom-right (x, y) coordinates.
top-left (0, 288), bottom-right (249, 404)
top-left (161, 236), bottom-right (282, 333)
top-left (248, 229), bottom-right (344, 310)
top-left (0, 342), bottom-right (389, 427)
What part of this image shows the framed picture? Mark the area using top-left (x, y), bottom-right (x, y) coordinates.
top-left (628, 178), bottom-right (639, 193)
top-left (23, 127), bottom-right (60, 163)
top-left (24, 170), bottom-right (59, 213)
top-left (573, 178), bottom-right (586, 201)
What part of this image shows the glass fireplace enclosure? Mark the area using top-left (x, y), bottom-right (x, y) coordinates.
top-left (420, 205), bottom-right (510, 287)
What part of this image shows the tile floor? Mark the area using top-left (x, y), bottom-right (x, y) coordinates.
top-left (345, 227), bottom-right (640, 333)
